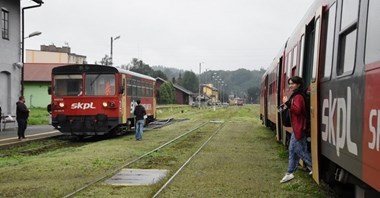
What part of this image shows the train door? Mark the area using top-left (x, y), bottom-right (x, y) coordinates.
top-left (121, 75), bottom-right (127, 124)
top-left (276, 57), bottom-right (283, 142)
top-left (264, 75), bottom-right (269, 127)
top-left (309, 6), bottom-right (323, 184)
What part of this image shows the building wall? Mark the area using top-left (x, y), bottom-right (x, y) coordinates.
top-left (24, 82), bottom-right (50, 108)
top-left (26, 49), bottom-right (86, 64)
top-left (175, 90), bottom-right (186, 104)
top-left (0, 0), bottom-right (20, 115)
top-left (26, 50), bottom-right (69, 63)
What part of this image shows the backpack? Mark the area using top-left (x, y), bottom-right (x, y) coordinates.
top-left (280, 105), bottom-right (292, 127)
top-left (279, 88), bottom-right (310, 128)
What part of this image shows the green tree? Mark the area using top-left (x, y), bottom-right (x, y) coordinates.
top-left (96, 54), bottom-right (112, 65)
top-left (247, 86), bottom-right (260, 104)
top-left (151, 70), bottom-right (168, 80)
top-left (129, 58), bottom-right (153, 75)
top-left (181, 71), bottom-right (198, 92)
top-left (159, 82), bottom-right (175, 104)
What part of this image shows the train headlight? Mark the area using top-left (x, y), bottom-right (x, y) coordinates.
top-left (59, 102), bottom-right (65, 108)
top-left (102, 102), bottom-right (108, 108)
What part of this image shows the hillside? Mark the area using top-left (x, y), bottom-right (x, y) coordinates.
top-left (152, 66), bottom-right (265, 102)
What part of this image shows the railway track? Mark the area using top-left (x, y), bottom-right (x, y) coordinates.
top-left (62, 120), bottom-right (225, 198)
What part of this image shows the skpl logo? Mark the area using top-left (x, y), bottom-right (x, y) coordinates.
top-left (71, 102), bottom-right (96, 110)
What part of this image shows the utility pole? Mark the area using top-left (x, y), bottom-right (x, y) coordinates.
top-left (198, 63), bottom-right (202, 108)
top-left (110, 35), bottom-right (120, 65)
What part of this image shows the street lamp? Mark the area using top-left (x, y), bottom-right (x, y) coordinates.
top-left (25, 31), bottom-right (41, 38)
top-left (21, 31), bottom-right (41, 95)
top-left (21, 1), bottom-right (43, 96)
top-left (110, 35), bottom-right (120, 66)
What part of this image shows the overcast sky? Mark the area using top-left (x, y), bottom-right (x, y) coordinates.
top-left (22, 0), bottom-right (314, 72)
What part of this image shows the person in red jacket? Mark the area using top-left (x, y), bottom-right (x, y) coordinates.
top-left (280, 76), bottom-right (312, 183)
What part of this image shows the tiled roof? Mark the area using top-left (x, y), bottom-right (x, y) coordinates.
top-left (24, 63), bottom-right (65, 82)
top-left (156, 77), bottom-right (194, 95)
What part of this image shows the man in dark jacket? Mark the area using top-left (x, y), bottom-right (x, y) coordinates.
top-left (16, 96), bottom-right (30, 140)
top-left (133, 99), bottom-right (146, 141)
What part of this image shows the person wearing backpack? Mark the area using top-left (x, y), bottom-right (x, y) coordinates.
top-left (133, 99), bottom-right (146, 141)
top-left (280, 76), bottom-right (312, 183)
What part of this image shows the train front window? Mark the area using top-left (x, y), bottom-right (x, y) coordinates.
top-left (85, 74), bottom-right (115, 96)
top-left (54, 75), bottom-right (83, 96)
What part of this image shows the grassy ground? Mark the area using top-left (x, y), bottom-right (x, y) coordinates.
top-left (28, 107), bottom-right (50, 125)
top-left (0, 105), bottom-right (334, 197)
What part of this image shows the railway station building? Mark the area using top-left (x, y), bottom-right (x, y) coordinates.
top-left (0, 0), bottom-right (43, 115)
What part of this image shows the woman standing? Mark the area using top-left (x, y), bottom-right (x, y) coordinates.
top-left (280, 76), bottom-right (312, 183)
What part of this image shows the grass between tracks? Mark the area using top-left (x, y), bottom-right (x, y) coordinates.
top-left (0, 105), bottom-right (334, 197)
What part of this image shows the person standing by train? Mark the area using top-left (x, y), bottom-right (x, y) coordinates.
top-left (280, 76), bottom-right (312, 183)
top-left (133, 99), bottom-right (146, 141)
top-left (16, 96), bottom-right (30, 140)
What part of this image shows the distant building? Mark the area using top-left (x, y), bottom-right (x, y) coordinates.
top-left (23, 63), bottom-right (63, 108)
top-left (26, 44), bottom-right (87, 64)
top-left (0, 0), bottom-right (42, 115)
top-left (23, 45), bottom-right (86, 108)
top-left (155, 78), bottom-right (194, 105)
top-left (201, 83), bottom-right (218, 104)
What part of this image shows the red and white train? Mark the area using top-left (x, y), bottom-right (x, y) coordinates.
top-left (260, 0), bottom-right (380, 196)
top-left (49, 64), bottom-right (156, 136)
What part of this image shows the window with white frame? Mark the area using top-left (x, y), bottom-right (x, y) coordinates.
top-left (1, 8), bottom-right (9, 40)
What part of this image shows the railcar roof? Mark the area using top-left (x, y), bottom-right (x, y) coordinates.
top-left (52, 64), bottom-right (156, 81)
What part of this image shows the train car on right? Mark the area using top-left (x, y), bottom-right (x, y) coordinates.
top-left (260, 0), bottom-right (380, 196)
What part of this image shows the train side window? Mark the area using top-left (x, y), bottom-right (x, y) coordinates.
top-left (322, 3), bottom-right (337, 79)
top-left (292, 46), bottom-right (298, 68)
top-left (137, 81), bottom-right (142, 97)
top-left (299, 36), bottom-right (305, 77)
top-left (337, 0), bottom-right (358, 76)
top-left (340, 0), bottom-right (359, 30)
top-left (337, 29), bottom-right (357, 75)
top-left (365, 0), bottom-right (380, 64)
top-left (132, 80), bottom-right (137, 96)
top-left (287, 52), bottom-right (292, 76)
top-left (127, 79), bottom-right (132, 96)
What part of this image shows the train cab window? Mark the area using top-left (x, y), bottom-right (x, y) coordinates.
top-left (54, 75), bottom-right (82, 96)
top-left (85, 74), bottom-right (115, 96)
top-left (337, 0), bottom-right (359, 76)
top-left (365, 0), bottom-right (380, 64)
top-left (322, 3), bottom-right (337, 79)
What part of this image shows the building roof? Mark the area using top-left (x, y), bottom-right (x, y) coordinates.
top-left (24, 63), bottom-right (65, 82)
top-left (156, 77), bottom-right (194, 95)
top-left (32, 0), bottom-right (44, 4)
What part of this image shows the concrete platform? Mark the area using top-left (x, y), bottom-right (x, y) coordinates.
top-left (105, 169), bottom-right (168, 186)
top-left (0, 125), bottom-right (60, 146)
